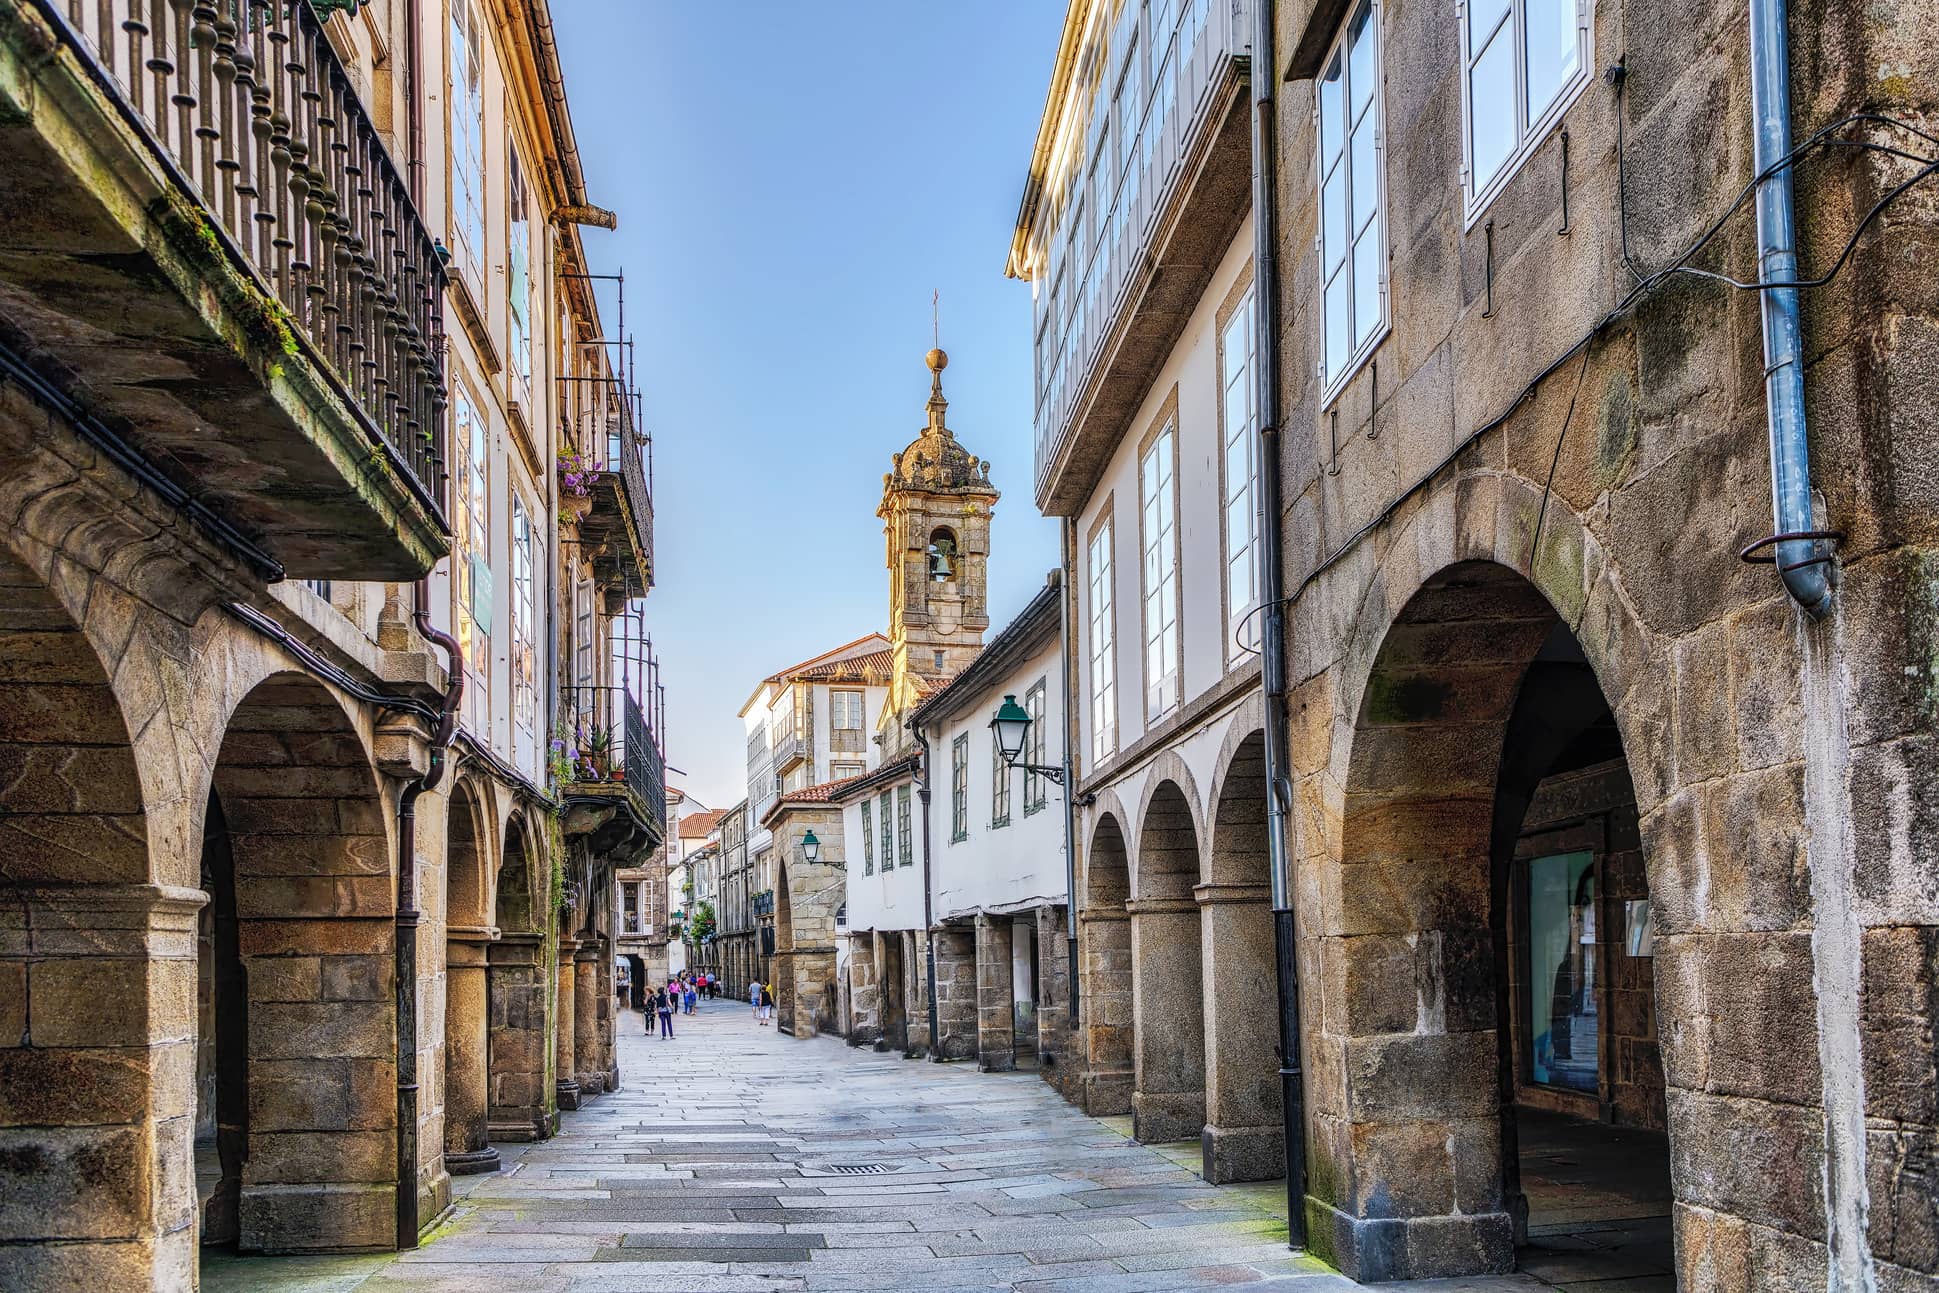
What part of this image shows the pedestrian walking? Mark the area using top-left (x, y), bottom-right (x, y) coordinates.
top-left (684, 979), bottom-right (697, 1014)
top-left (760, 981), bottom-right (774, 1026)
top-left (656, 985), bottom-right (674, 1039)
top-left (749, 979), bottom-right (763, 1021)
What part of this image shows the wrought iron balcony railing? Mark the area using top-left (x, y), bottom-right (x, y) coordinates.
top-left (561, 364), bottom-right (653, 593)
top-left (562, 683), bottom-right (665, 838)
top-left (35, 0), bottom-right (448, 517)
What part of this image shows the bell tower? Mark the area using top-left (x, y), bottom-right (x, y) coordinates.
top-left (880, 347), bottom-right (999, 721)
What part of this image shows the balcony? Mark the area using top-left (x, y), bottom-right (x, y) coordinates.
top-left (1027, 0), bottom-right (1252, 516)
top-left (561, 360), bottom-right (652, 605)
top-left (560, 683), bottom-right (665, 855)
top-left (752, 889), bottom-right (775, 918)
top-left (0, 0), bottom-right (448, 576)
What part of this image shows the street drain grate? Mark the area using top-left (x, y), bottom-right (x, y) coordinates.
top-left (822, 1163), bottom-right (896, 1175)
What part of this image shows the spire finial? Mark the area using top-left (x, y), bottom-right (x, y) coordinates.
top-left (925, 343), bottom-right (949, 433)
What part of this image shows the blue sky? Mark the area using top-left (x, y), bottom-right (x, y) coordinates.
top-left (552, 3), bottom-right (1070, 811)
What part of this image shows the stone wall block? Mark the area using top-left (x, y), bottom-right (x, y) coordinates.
top-left (1850, 735), bottom-right (1939, 927)
top-left (0, 1047), bottom-right (152, 1127)
top-left (1725, 599), bottom-right (1807, 772)
top-left (1699, 764), bottom-right (1811, 932)
top-left (239, 1181), bottom-right (394, 1252)
top-left (321, 954), bottom-right (388, 1002)
top-left (1860, 925), bottom-right (1938, 1125)
top-left (1668, 1089), bottom-right (1826, 1241)
top-left (245, 1129), bottom-right (394, 1186)
top-left (249, 1001), bottom-right (392, 1062)
top-left (25, 957), bottom-right (149, 1048)
top-left (0, 1124), bottom-right (148, 1240)
top-left (247, 1059), bottom-right (352, 1131)
top-left (1343, 1030), bottom-right (1498, 1121)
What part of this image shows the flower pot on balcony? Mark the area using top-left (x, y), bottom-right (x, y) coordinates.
top-left (560, 492), bottom-right (592, 522)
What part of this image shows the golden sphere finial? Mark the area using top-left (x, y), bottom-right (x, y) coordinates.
top-left (926, 347), bottom-right (948, 373)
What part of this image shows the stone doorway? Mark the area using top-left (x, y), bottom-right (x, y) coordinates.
top-left (1312, 560), bottom-right (1677, 1283)
top-left (195, 789), bottom-right (246, 1249)
top-left (442, 782), bottom-right (497, 1177)
top-left (1130, 779), bottom-right (1205, 1144)
top-left (1078, 812), bottom-right (1134, 1114)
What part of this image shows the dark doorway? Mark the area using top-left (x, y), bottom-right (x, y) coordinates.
top-left (195, 789), bottom-right (247, 1248)
top-left (624, 953), bottom-right (647, 1010)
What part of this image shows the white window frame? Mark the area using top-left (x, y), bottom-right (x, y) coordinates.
top-left (1316, 0), bottom-right (1390, 406)
top-left (1460, 0), bottom-right (1593, 224)
top-left (860, 799), bottom-right (874, 876)
top-left (510, 491), bottom-right (538, 777)
top-left (508, 148), bottom-right (533, 389)
top-left (1139, 426), bottom-right (1179, 722)
top-left (950, 735), bottom-right (970, 843)
top-left (1221, 294), bottom-right (1260, 661)
top-left (1087, 518), bottom-right (1117, 764)
top-left (449, 0), bottom-right (486, 274)
top-left (879, 792), bottom-right (895, 870)
top-left (1023, 679), bottom-right (1049, 815)
top-left (452, 389), bottom-right (490, 733)
top-left (896, 785), bottom-right (912, 867)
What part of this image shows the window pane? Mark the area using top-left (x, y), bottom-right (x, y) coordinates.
top-left (1527, 851), bottom-right (1599, 1093)
top-left (1352, 220), bottom-right (1382, 346)
top-left (1469, 25), bottom-right (1517, 190)
top-left (1322, 171), bottom-right (1347, 274)
top-left (1319, 62), bottom-right (1345, 163)
top-left (1324, 275), bottom-right (1349, 378)
top-left (1347, 4), bottom-right (1375, 116)
top-left (1350, 119), bottom-right (1377, 232)
top-left (1524, 0), bottom-right (1580, 120)
top-left (1470, 0), bottom-right (1511, 38)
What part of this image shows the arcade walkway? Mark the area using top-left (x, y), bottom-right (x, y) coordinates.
top-left (205, 1006), bottom-right (1662, 1292)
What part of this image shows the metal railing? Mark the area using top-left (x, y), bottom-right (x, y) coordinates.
top-left (1032, 0), bottom-right (1245, 491)
top-left (752, 889), bottom-right (774, 917)
top-left (562, 684), bottom-right (665, 836)
top-left (561, 360), bottom-right (653, 582)
top-left (37, 0), bottom-right (448, 515)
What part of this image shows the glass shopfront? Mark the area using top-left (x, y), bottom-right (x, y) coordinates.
top-left (1526, 850), bottom-right (1598, 1093)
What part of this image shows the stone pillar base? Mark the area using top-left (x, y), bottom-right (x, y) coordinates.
top-left (1132, 1090), bottom-right (1205, 1144)
top-left (1079, 1065), bottom-right (1134, 1116)
top-left (978, 1049), bottom-right (1016, 1073)
top-left (556, 1079), bottom-right (581, 1112)
top-left (487, 1117), bottom-right (547, 1144)
top-left (444, 1146), bottom-right (501, 1176)
top-left (1305, 1195), bottom-right (1515, 1282)
top-left (1200, 1122), bottom-right (1284, 1184)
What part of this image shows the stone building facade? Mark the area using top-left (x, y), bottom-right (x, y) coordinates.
top-left (0, 2), bottom-right (661, 1288)
top-left (1012, 0), bottom-right (1938, 1289)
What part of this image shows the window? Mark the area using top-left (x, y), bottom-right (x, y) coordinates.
top-left (1221, 295), bottom-right (1260, 657)
top-left (831, 688), bottom-right (865, 754)
top-left (1463, 0), bottom-right (1588, 213)
top-left (832, 761), bottom-right (865, 780)
top-left (508, 150), bottom-right (532, 387)
top-left (897, 785), bottom-right (912, 866)
top-left (452, 392), bottom-right (490, 732)
top-left (511, 494), bottom-right (538, 776)
top-left (950, 734), bottom-right (969, 842)
top-left (879, 792), bottom-right (895, 870)
top-left (622, 885), bottom-right (638, 934)
top-left (782, 766), bottom-right (805, 794)
top-left (573, 576), bottom-right (594, 690)
top-left (1087, 519), bottom-right (1117, 762)
top-left (991, 731), bottom-right (1011, 829)
top-left (1023, 680), bottom-right (1050, 814)
top-left (1525, 850), bottom-right (1598, 1092)
top-left (449, 0), bottom-right (485, 270)
top-left (861, 798), bottom-right (874, 876)
top-left (1140, 426), bottom-right (1179, 719)
top-left (1318, 0), bottom-right (1386, 398)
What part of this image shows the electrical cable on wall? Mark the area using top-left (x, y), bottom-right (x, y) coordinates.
top-left (1228, 110), bottom-right (1939, 660)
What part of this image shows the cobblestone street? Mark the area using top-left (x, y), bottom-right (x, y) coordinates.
top-left (203, 1006), bottom-right (1599, 1293)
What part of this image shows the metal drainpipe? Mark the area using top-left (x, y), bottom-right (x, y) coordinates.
top-left (1749, 0), bottom-right (1834, 616)
top-left (396, 580), bottom-right (463, 1250)
top-left (1057, 545), bottom-right (1081, 1029)
top-left (914, 729), bottom-right (941, 1057)
top-left (1252, 0), bottom-right (1308, 1249)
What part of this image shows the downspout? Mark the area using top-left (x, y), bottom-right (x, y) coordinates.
top-left (1748, 0), bottom-right (1834, 616)
top-left (1058, 526), bottom-right (1081, 1027)
top-left (396, 579), bottom-right (463, 1250)
top-left (1254, 0), bottom-right (1307, 1248)
top-left (914, 729), bottom-right (941, 1058)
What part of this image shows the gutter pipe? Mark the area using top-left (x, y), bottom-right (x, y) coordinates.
top-left (1254, 0), bottom-right (1307, 1248)
top-left (1058, 540), bottom-right (1081, 1029)
top-left (914, 728), bottom-right (941, 1058)
top-left (1748, 0), bottom-right (1834, 616)
top-left (395, 579), bottom-right (463, 1250)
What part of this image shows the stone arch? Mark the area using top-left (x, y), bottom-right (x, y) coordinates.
top-left (487, 808), bottom-right (551, 1141)
top-left (206, 670), bottom-right (394, 1254)
top-left (1076, 808), bottom-right (1134, 1115)
top-left (0, 548), bottom-right (189, 1285)
top-left (441, 776), bottom-right (497, 1178)
top-left (1129, 777), bottom-right (1206, 1144)
top-left (1199, 721), bottom-right (1282, 1183)
top-left (1309, 557), bottom-right (1670, 1283)
top-left (1130, 751), bottom-right (1205, 898)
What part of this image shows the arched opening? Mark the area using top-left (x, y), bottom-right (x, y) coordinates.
top-left (442, 781), bottom-right (497, 1175)
top-left (772, 861), bottom-right (796, 1034)
top-left (486, 816), bottom-right (549, 1141)
top-left (1079, 812), bottom-right (1133, 1114)
top-left (1130, 780), bottom-right (1205, 1144)
top-left (0, 551), bottom-right (172, 1282)
top-left (1323, 560), bottom-right (1671, 1283)
top-left (926, 527), bottom-right (958, 582)
top-left (1201, 730), bottom-right (1283, 1183)
top-left (622, 952), bottom-right (647, 1011)
top-left (207, 671), bottom-right (394, 1253)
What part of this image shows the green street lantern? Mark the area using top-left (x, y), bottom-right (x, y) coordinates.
top-left (990, 694), bottom-right (1031, 764)
top-left (801, 829), bottom-right (821, 864)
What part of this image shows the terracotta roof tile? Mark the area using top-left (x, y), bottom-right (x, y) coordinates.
top-left (677, 809), bottom-right (726, 839)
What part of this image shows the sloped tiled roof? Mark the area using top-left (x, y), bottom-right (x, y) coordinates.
top-left (793, 648), bottom-right (894, 684)
top-left (677, 809), bottom-right (726, 839)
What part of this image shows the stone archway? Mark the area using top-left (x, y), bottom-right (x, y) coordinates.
top-left (1201, 725), bottom-right (1283, 1184)
top-left (442, 779), bottom-right (497, 1176)
top-left (772, 858), bottom-right (797, 1034)
top-left (0, 550), bottom-right (181, 1286)
top-left (1077, 809), bottom-right (1133, 1115)
top-left (1130, 778), bottom-right (1206, 1144)
top-left (207, 670), bottom-right (394, 1254)
top-left (1308, 559), bottom-right (1672, 1284)
top-left (488, 813), bottom-right (550, 1141)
